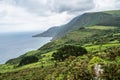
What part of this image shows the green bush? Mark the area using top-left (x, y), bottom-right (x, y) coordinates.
top-left (101, 62), bottom-right (120, 79)
top-left (52, 45), bottom-right (87, 61)
top-left (18, 56), bottom-right (39, 66)
top-left (88, 57), bottom-right (105, 72)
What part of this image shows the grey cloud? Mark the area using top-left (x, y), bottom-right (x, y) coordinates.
top-left (1, 0), bottom-right (95, 15)
top-left (0, 0), bottom-right (50, 16)
top-left (50, 0), bottom-right (95, 13)
top-left (14, 0), bottom-right (50, 16)
top-left (2, 0), bottom-right (120, 16)
top-left (0, 11), bottom-right (7, 18)
top-left (115, 0), bottom-right (120, 9)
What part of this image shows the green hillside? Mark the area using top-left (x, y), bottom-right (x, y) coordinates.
top-left (32, 26), bottom-right (60, 37)
top-left (0, 10), bottom-right (120, 80)
top-left (34, 10), bottom-right (120, 39)
top-left (54, 12), bottom-right (112, 39)
top-left (104, 10), bottom-right (120, 17)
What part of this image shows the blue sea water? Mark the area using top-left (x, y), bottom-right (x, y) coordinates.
top-left (0, 32), bottom-right (52, 64)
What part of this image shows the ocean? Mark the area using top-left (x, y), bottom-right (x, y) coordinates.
top-left (0, 32), bottom-right (52, 64)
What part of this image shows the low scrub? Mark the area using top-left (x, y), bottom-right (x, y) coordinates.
top-left (52, 45), bottom-right (87, 61)
top-left (18, 56), bottom-right (39, 66)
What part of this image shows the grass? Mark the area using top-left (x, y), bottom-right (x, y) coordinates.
top-left (108, 40), bottom-right (119, 44)
top-left (0, 46), bottom-right (120, 80)
top-left (41, 51), bottom-right (55, 61)
top-left (0, 25), bottom-right (119, 75)
top-left (60, 29), bottom-right (97, 43)
top-left (86, 26), bottom-right (117, 30)
top-left (0, 64), bottom-right (14, 73)
top-left (104, 10), bottom-right (120, 16)
top-left (85, 43), bottom-right (120, 52)
top-left (25, 50), bottom-right (41, 56)
top-left (0, 51), bottom-right (55, 73)
top-left (113, 33), bottom-right (120, 36)
top-left (67, 31), bottom-right (93, 41)
top-left (0, 41), bottom-right (120, 79)
top-left (0, 43), bottom-right (119, 73)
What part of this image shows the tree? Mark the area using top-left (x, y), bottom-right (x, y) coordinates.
top-left (52, 45), bottom-right (87, 61)
top-left (18, 56), bottom-right (39, 66)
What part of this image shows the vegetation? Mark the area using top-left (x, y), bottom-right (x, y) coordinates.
top-left (18, 56), bottom-right (39, 66)
top-left (0, 46), bottom-right (120, 80)
top-left (52, 45), bottom-right (87, 61)
top-left (0, 10), bottom-right (120, 79)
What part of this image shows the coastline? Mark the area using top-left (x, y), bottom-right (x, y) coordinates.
top-left (0, 34), bottom-right (52, 64)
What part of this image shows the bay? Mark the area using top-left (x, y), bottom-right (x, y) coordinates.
top-left (0, 32), bottom-right (52, 64)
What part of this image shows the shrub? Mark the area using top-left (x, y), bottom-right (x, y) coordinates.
top-left (101, 62), bottom-right (120, 79)
top-left (106, 46), bottom-right (120, 61)
top-left (88, 57), bottom-right (105, 73)
top-left (18, 56), bottom-right (39, 66)
top-left (52, 45), bottom-right (87, 61)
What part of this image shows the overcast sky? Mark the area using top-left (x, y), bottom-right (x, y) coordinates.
top-left (0, 0), bottom-right (120, 33)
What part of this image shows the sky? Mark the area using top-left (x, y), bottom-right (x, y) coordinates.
top-left (0, 0), bottom-right (120, 33)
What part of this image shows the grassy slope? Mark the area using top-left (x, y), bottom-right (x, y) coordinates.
top-left (86, 26), bottom-right (117, 30)
top-left (104, 10), bottom-right (120, 17)
top-left (6, 25), bottom-right (119, 65)
top-left (0, 26), bottom-right (120, 73)
top-left (0, 10), bottom-right (120, 79)
top-left (54, 12), bottom-right (112, 39)
top-left (0, 46), bottom-right (120, 80)
top-left (0, 51), bottom-right (54, 73)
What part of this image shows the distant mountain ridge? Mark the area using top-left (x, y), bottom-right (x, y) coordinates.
top-left (34, 10), bottom-right (120, 39)
top-left (33, 26), bottom-right (60, 37)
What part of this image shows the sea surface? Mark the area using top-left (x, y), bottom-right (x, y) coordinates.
top-left (0, 32), bottom-right (52, 64)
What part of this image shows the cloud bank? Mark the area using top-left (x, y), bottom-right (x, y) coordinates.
top-left (0, 0), bottom-right (120, 32)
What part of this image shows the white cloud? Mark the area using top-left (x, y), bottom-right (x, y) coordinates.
top-left (93, 0), bottom-right (120, 11)
top-left (8, 0), bottom-right (94, 15)
top-left (48, 0), bottom-right (94, 13)
top-left (0, 2), bottom-right (74, 32)
top-left (0, 0), bottom-right (120, 33)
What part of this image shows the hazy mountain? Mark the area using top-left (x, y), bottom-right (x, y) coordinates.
top-left (32, 26), bottom-right (60, 37)
top-left (35, 10), bottom-right (120, 39)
